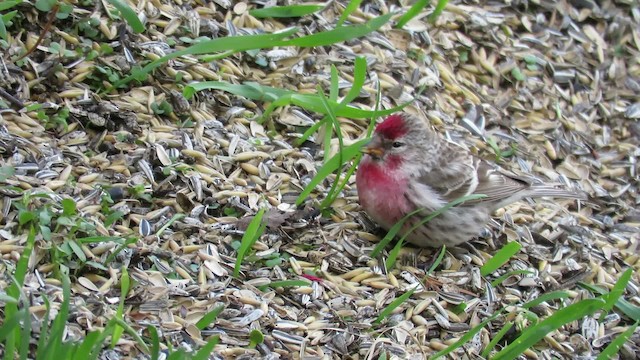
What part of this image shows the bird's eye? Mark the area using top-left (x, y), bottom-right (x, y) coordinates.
top-left (392, 141), bottom-right (404, 148)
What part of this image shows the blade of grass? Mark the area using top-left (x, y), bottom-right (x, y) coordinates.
top-left (432, 310), bottom-right (503, 359)
top-left (249, 4), bottom-right (324, 18)
top-left (111, 267), bottom-right (130, 348)
top-left (480, 321), bottom-right (513, 358)
top-left (490, 269), bottom-right (535, 287)
top-left (492, 298), bottom-right (606, 360)
top-left (428, 0), bottom-right (450, 23)
top-left (110, 317), bottom-right (150, 354)
top-left (596, 321), bottom-right (639, 360)
top-left (0, 309), bottom-right (24, 342)
top-left (196, 305), bottom-right (225, 330)
top-left (373, 288), bottom-right (416, 324)
top-left (147, 326), bottom-right (160, 360)
top-left (115, 14), bottom-right (393, 90)
top-left (87, 320), bottom-right (117, 359)
top-left (372, 194), bottom-right (486, 258)
top-left (184, 81), bottom-right (404, 120)
top-left (400, 194), bottom-right (488, 244)
top-left (35, 297), bottom-right (51, 359)
top-left (18, 302), bottom-right (30, 360)
top-left (521, 291), bottom-right (570, 309)
top-left (602, 267), bottom-right (632, 314)
top-left (42, 269), bottom-right (71, 359)
top-left (287, 12), bottom-right (392, 47)
top-left (480, 241), bottom-right (522, 276)
top-left (318, 87), bottom-right (346, 208)
top-left (370, 207), bottom-right (424, 257)
top-left (385, 238), bottom-right (404, 271)
top-left (155, 213), bottom-right (186, 237)
top-left (337, 0), bottom-right (363, 26)
top-left (578, 282), bottom-right (640, 322)
top-left (329, 65), bottom-right (339, 102)
top-left (295, 139), bottom-right (369, 206)
top-left (107, 0), bottom-right (144, 33)
top-left (234, 208), bottom-right (267, 277)
top-left (427, 246), bottom-right (447, 275)
top-left (295, 56), bottom-right (373, 146)
top-left (3, 226), bottom-right (36, 358)
top-left (396, 0), bottom-right (430, 28)
top-left (0, 0), bottom-right (22, 11)
top-left (192, 335), bottom-right (220, 360)
top-left (113, 29), bottom-right (298, 89)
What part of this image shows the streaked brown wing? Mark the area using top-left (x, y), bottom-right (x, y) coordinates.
top-left (417, 141), bottom-right (528, 204)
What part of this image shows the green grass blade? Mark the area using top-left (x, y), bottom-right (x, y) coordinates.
top-left (249, 4), bottom-right (324, 18)
top-left (428, 0), bottom-right (450, 23)
top-left (0, 0), bottom-right (21, 11)
top-left (35, 297), bottom-right (51, 359)
top-left (0, 309), bottom-right (24, 342)
top-left (318, 87), bottom-right (346, 208)
top-left (385, 237), bottom-right (404, 271)
top-left (75, 331), bottom-right (102, 359)
top-left (287, 12), bottom-right (393, 47)
top-left (43, 270), bottom-right (71, 359)
top-left (578, 282), bottom-right (640, 321)
top-left (480, 241), bottom-right (522, 276)
top-left (111, 317), bottom-right (150, 354)
top-left (602, 267), bottom-right (632, 313)
top-left (337, 0), bottom-right (363, 26)
top-left (155, 213), bottom-right (185, 236)
top-left (521, 291), bottom-right (570, 309)
top-left (147, 326), bottom-right (160, 360)
top-left (492, 299), bottom-right (606, 360)
top-left (490, 269), bottom-right (535, 287)
top-left (329, 65), bottom-right (339, 101)
top-left (432, 310), bottom-right (503, 359)
top-left (196, 305), bottom-right (225, 330)
top-left (341, 56), bottom-right (368, 105)
top-left (596, 321), bottom-right (639, 360)
top-left (107, 0), bottom-right (144, 33)
top-left (370, 207), bottom-right (424, 258)
top-left (372, 194), bottom-right (486, 257)
top-left (373, 288), bottom-right (416, 324)
top-left (111, 267), bottom-right (130, 348)
top-left (18, 305), bottom-right (30, 360)
top-left (87, 321), bottom-right (117, 359)
top-left (113, 29), bottom-right (298, 89)
top-left (185, 81), bottom-right (407, 120)
top-left (396, 0), bottom-right (430, 28)
top-left (295, 139), bottom-right (369, 206)
top-left (0, 15), bottom-right (6, 40)
top-left (480, 321), bottom-right (512, 358)
top-left (116, 14), bottom-right (392, 90)
top-left (295, 56), bottom-right (369, 146)
top-left (234, 208), bottom-right (267, 277)
top-left (427, 246), bottom-right (447, 274)
top-left (192, 335), bottom-right (220, 360)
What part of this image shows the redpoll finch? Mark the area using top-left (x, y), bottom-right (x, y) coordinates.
top-left (356, 113), bottom-right (585, 248)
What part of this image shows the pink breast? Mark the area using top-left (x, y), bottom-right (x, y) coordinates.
top-left (356, 158), bottom-right (410, 228)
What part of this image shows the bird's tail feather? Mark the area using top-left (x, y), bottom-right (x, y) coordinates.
top-left (526, 185), bottom-right (587, 200)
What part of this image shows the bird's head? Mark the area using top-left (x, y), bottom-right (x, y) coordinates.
top-left (361, 113), bottom-right (436, 168)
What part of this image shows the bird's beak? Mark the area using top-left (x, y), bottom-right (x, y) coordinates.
top-left (361, 139), bottom-right (384, 157)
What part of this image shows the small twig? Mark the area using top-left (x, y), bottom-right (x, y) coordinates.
top-left (0, 87), bottom-right (24, 109)
top-left (15, 4), bottom-right (59, 61)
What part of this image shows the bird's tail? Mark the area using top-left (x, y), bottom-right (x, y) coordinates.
top-left (526, 184), bottom-right (587, 200)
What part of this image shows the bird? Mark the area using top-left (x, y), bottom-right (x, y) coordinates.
top-left (355, 112), bottom-right (585, 248)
